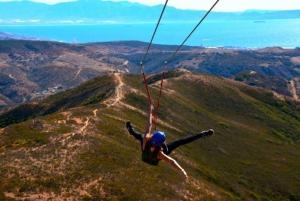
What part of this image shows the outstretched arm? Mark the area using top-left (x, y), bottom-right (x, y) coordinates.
top-left (145, 104), bottom-right (153, 135)
top-left (157, 151), bottom-right (188, 179)
top-left (143, 104), bottom-right (154, 150)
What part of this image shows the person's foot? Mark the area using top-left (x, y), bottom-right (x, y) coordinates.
top-left (203, 129), bottom-right (214, 137)
top-left (126, 121), bottom-right (133, 133)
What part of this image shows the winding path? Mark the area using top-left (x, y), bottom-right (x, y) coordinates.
top-left (80, 109), bottom-right (98, 134)
top-left (103, 73), bottom-right (124, 107)
top-left (290, 79), bottom-right (299, 99)
top-left (74, 66), bottom-right (82, 79)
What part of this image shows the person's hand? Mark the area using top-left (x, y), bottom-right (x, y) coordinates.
top-left (182, 169), bottom-right (188, 180)
top-left (185, 175), bottom-right (189, 181)
top-left (150, 104), bottom-right (154, 111)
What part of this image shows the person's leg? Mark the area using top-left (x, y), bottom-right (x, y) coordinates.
top-left (126, 121), bottom-right (144, 147)
top-left (164, 129), bottom-right (213, 155)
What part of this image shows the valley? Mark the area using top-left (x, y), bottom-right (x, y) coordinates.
top-left (1, 40), bottom-right (300, 110)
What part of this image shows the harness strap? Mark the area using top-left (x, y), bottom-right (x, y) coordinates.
top-left (155, 71), bottom-right (164, 127)
top-left (142, 70), bottom-right (165, 131)
top-left (142, 72), bottom-right (152, 105)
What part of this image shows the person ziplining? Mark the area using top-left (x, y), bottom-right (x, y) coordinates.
top-left (126, 69), bottom-right (213, 179)
top-left (126, 104), bottom-right (214, 179)
top-left (125, 0), bottom-right (219, 179)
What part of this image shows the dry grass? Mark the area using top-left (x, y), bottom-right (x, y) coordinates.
top-left (291, 56), bottom-right (300, 65)
top-left (1, 70), bottom-right (300, 200)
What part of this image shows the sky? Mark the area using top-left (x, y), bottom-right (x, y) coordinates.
top-left (0, 0), bottom-right (300, 12)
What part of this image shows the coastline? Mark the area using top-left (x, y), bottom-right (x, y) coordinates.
top-left (1, 19), bottom-right (300, 48)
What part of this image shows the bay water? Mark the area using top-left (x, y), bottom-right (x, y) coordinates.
top-left (1, 19), bottom-right (300, 48)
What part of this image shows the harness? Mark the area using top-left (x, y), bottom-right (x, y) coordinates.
top-left (142, 71), bottom-right (165, 131)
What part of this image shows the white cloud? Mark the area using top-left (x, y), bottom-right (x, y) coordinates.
top-left (60, 20), bottom-right (74, 23)
top-left (30, 0), bottom-right (76, 5)
top-left (12, 19), bottom-right (26, 23)
top-left (101, 20), bottom-right (117, 23)
top-left (29, 19), bottom-right (40, 22)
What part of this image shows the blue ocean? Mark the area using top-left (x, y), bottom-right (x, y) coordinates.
top-left (1, 19), bottom-right (300, 48)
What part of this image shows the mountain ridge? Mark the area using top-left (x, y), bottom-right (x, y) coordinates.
top-left (1, 40), bottom-right (300, 109)
top-left (0, 1), bottom-right (299, 25)
top-left (1, 69), bottom-right (300, 200)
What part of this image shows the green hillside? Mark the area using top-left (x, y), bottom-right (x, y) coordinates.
top-left (0, 69), bottom-right (300, 200)
top-left (233, 70), bottom-right (293, 97)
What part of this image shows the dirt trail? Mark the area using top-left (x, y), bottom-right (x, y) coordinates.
top-left (93, 109), bottom-right (98, 117)
top-left (80, 117), bottom-right (90, 134)
top-left (63, 73), bottom-right (180, 135)
top-left (103, 73), bottom-right (124, 107)
top-left (290, 79), bottom-right (299, 99)
top-left (74, 66), bottom-right (82, 79)
top-left (80, 109), bottom-right (98, 134)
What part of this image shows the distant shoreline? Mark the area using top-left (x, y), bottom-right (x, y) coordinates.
top-left (0, 35), bottom-right (298, 50)
top-left (1, 18), bottom-right (300, 26)
top-left (1, 19), bottom-right (299, 48)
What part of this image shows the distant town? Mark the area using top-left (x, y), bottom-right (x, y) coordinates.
top-left (32, 86), bottom-right (64, 100)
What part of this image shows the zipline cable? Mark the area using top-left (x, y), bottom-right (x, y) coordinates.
top-left (154, 71), bottom-right (164, 125)
top-left (136, 0), bottom-right (168, 129)
top-left (144, 0), bottom-right (219, 85)
top-left (142, 72), bottom-right (153, 105)
top-left (166, 0), bottom-right (219, 64)
top-left (137, 0), bottom-right (169, 74)
top-left (138, 0), bottom-right (219, 129)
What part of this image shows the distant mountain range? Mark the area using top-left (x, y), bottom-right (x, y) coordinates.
top-left (0, 0), bottom-right (299, 25)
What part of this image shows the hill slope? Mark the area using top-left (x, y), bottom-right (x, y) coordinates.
top-left (232, 70), bottom-right (293, 97)
top-left (1, 69), bottom-right (300, 200)
top-left (1, 40), bottom-right (300, 110)
top-left (0, 40), bottom-right (134, 108)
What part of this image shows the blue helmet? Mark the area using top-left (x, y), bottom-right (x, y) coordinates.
top-left (151, 131), bottom-right (166, 147)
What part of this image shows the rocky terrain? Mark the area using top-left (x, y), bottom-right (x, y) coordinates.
top-left (1, 40), bottom-right (300, 110)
